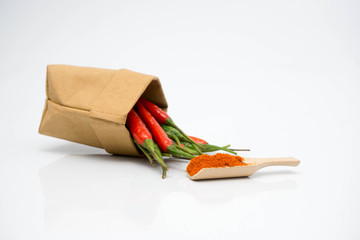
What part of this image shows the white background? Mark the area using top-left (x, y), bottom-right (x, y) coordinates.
top-left (1, 0), bottom-right (360, 239)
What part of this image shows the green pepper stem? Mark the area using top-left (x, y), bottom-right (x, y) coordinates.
top-left (149, 149), bottom-right (168, 170)
top-left (228, 148), bottom-right (251, 151)
top-left (175, 144), bottom-right (198, 155)
top-left (192, 143), bottom-right (203, 155)
top-left (173, 135), bottom-right (182, 146)
top-left (154, 143), bottom-right (163, 160)
top-left (220, 148), bottom-right (237, 155)
top-left (161, 166), bottom-right (167, 179)
top-left (203, 144), bottom-right (238, 155)
top-left (133, 140), bottom-right (155, 167)
top-left (168, 145), bottom-right (195, 159)
top-left (142, 139), bottom-right (155, 153)
top-left (165, 118), bottom-right (204, 150)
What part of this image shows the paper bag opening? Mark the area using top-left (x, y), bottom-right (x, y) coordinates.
top-left (39, 65), bottom-right (168, 156)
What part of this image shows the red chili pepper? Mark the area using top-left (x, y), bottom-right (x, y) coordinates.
top-left (126, 109), bottom-right (168, 178)
top-left (135, 102), bottom-right (172, 152)
top-left (189, 136), bottom-right (208, 145)
top-left (135, 101), bottom-right (195, 159)
top-left (126, 109), bottom-right (154, 147)
top-left (139, 98), bottom-right (203, 149)
top-left (139, 98), bottom-right (169, 124)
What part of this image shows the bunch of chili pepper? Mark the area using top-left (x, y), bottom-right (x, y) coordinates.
top-left (126, 97), bottom-right (247, 178)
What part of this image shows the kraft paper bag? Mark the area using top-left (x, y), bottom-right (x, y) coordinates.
top-left (39, 65), bottom-right (168, 156)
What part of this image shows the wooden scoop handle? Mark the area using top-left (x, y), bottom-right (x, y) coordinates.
top-left (245, 157), bottom-right (300, 169)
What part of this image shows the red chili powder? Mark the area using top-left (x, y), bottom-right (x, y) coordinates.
top-left (186, 153), bottom-right (247, 176)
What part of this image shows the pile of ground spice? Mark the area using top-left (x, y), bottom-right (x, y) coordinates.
top-left (186, 153), bottom-right (247, 176)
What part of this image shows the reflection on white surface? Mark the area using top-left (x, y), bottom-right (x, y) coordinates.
top-left (39, 154), bottom-right (298, 233)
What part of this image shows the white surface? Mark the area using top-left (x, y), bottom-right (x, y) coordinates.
top-left (1, 0), bottom-right (360, 239)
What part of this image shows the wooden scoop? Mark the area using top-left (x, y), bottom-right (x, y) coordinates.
top-left (187, 157), bottom-right (300, 180)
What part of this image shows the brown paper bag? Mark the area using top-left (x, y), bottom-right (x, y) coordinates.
top-left (38, 65), bottom-right (168, 156)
